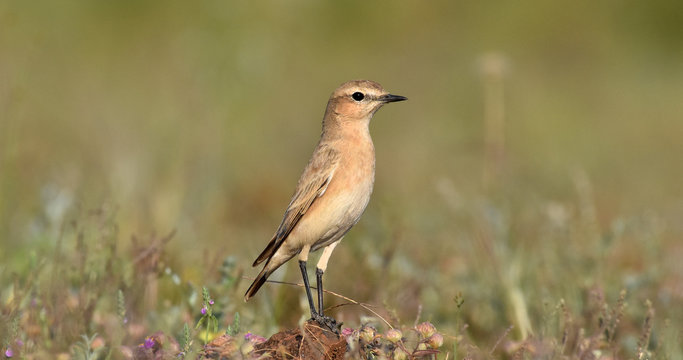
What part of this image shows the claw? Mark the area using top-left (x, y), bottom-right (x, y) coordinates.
top-left (311, 314), bottom-right (341, 335)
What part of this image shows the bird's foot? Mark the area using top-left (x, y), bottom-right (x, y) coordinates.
top-left (311, 313), bottom-right (341, 335)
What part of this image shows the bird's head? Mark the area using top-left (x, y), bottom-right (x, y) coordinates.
top-left (326, 80), bottom-right (407, 122)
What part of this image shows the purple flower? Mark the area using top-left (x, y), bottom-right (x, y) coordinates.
top-left (144, 337), bottom-right (155, 349)
top-left (255, 336), bottom-right (266, 343)
top-left (14, 340), bottom-right (22, 347)
top-left (244, 332), bottom-right (266, 344)
top-left (4, 348), bottom-right (13, 358)
top-left (209, 299), bottom-right (214, 305)
top-left (201, 306), bottom-right (207, 315)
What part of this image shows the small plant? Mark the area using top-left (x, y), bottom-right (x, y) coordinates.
top-left (2, 311), bottom-right (22, 359)
top-left (178, 323), bottom-right (192, 359)
top-left (71, 333), bottom-right (104, 360)
top-left (345, 322), bottom-right (444, 359)
top-left (195, 287), bottom-right (218, 344)
top-left (226, 312), bottom-right (240, 336)
top-left (116, 289), bottom-right (127, 325)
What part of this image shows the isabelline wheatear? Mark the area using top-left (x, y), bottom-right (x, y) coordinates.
top-left (244, 80), bottom-right (406, 328)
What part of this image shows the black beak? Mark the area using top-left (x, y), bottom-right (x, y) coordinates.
top-left (380, 94), bottom-right (408, 103)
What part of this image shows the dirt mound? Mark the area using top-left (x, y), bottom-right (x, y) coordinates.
top-left (252, 320), bottom-right (346, 359)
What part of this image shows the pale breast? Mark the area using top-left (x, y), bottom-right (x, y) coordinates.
top-left (292, 131), bottom-right (375, 250)
top-left (329, 130), bottom-right (376, 227)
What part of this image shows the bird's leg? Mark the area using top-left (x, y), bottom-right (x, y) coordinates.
top-left (316, 267), bottom-right (324, 316)
top-left (313, 266), bottom-right (339, 333)
top-left (313, 242), bottom-right (340, 334)
top-left (298, 260), bottom-right (318, 319)
top-left (298, 245), bottom-right (319, 318)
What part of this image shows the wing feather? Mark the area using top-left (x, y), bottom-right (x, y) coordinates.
top-left (252, 145), bottom-right (340, 266)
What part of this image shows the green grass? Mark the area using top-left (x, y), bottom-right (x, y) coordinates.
top-left (1, 1), bottom-right (682, 359)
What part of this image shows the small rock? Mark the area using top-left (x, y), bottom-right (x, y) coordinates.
top-left (201, 334), bottom-right (238, 359)
top-left (252, 320), bottom-right (346, 359)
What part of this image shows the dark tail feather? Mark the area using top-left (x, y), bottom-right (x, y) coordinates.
top-left (244, 267), bottom-right (271, 301)
top-left (253, 236), bottom-right (278, 267)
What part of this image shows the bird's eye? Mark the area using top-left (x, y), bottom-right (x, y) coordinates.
top-left (351, 92), bottom-right (365, 101)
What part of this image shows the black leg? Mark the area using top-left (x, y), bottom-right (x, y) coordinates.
top-left (312, 267), bottom-right (341, 335)
top-left (299, 260), bottom-right (318, 318)
top-left (316, 268), bottom-right (324, 316)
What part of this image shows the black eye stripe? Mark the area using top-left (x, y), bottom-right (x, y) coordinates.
top-left (351, 92), bottom-right (365, 101)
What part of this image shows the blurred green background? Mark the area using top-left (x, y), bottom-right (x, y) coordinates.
top-left (1, 0), bottom-right (682, 357)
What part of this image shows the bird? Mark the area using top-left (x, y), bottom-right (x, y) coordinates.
top-left (244, 80), bottom-right (406, 329)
